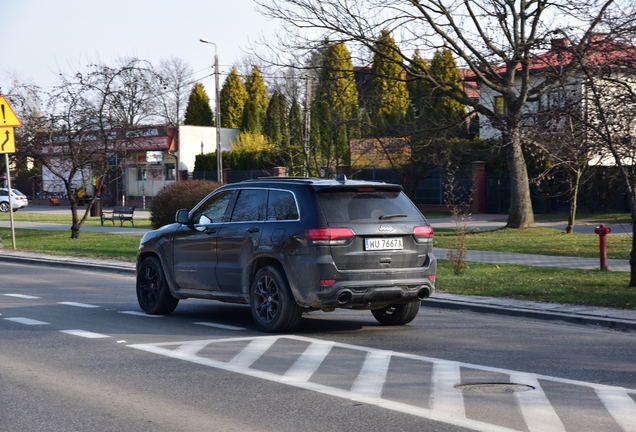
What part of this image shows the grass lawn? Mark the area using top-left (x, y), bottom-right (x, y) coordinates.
top-left (434, 227), bottom-right (633, 260)
top-left (437, 261), bottom-right (635, 310)
top-left (0, 228), bottom-right (141, 262)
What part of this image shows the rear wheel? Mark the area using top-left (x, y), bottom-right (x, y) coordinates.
top-left (372, 301), bottom-right (421, 325)
top-left (0, 202), bottom-right (9, 212)
top-left (250, 266), bottom-right (302, 332)
top-left (136, 256), bottom-right (179, 315)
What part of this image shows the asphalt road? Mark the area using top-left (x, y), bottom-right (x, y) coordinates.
top-left (1, 261), bottom-right (636, 432)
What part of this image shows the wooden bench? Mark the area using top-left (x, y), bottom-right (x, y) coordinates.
top-left (101, 206), bottom-right (136, 227)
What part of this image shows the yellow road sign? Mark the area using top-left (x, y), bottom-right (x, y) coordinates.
top-left (0, 127), bottom-right (15, 153)
top-left (0, 96), bottom-right (22, 127)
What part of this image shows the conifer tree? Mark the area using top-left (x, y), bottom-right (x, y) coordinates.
top-left (367, 30), bottom-right (409, 136)
top-left (263, 91), bottom-right (283, 145)
top-left (407, 48), bottom-right (466, 138)
top-left (244, 66), bottom-right (269, 123)
top-left (407, 49), bottom-right (431, 123)
top-left (312, 41), bottom-right (359, 172)
top-left (241, 99), bottom-right (262, 134)
top-left (427, 48), bottom-right (466, 133)
top-left (287, 99), bottom-right (304, 175)
top-left (220, 68), bottom-right (248, 128)
top-left (183, 82), bottom-right (214, 126)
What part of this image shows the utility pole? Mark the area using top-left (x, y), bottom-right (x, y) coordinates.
top-left (200, 39), bottom-right (223, 183)
top-left (303, 70), bottom-right (313, 178)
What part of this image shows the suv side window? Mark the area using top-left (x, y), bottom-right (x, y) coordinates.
top-left (267, 190), bottom-right (299, 221)
top-left (192, 189), bottom-right (234, 225)
top-left (230, 189), bottom-right (267, 222)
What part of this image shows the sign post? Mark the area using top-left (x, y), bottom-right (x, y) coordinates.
top-left (0, 95), bottom-right (22, 250)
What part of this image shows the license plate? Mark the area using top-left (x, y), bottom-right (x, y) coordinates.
top-left (364, 237), bottom-right (403, 251)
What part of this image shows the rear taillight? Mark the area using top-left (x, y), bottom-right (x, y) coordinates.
top-left (413, 226), bottom-right (434, 244)
top-left (304, 227), bottom-right (355, 245)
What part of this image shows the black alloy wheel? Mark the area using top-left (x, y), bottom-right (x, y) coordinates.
top-left (136, 256), bottom-right (179, 315)
top-left (250, 266), bottom-right (302, 332)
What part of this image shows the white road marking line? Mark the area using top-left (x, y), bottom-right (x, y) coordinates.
top-left (596, 388), bottom-right (636, 432)
top-left (174, 340), bottom-right (215, 356)
top-left (4, 317), bottom-right (48, 325)
top-left (510, 373), bottom-right (566, 432)
top-left (227, 337), bottom-right (277, 368)
top-left (282, 341), bottom-right (334, 383)
top-left (4, 294), bottom-right (40, 299)
top-left (119, 311), bottom-right (164, 317)
top-left (58, 302), bottom-right (100, 308)
top-left (351, 350), bottom-right (392, 400)
top-left (431, 360), bottom-right (465, 419)
top-left (60, 329), bottom-right (110, 339)
top-left (193, 322), bottom-right (246, 331)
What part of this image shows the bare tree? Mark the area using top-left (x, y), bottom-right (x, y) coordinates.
top-left (256, 0), bottom-right (625, 228)
top-left (153, 57), bottom-right (194, 125)
top-left (524, 76), bottom-right (599, 233)
top-left (16, 59), bottom-right (159, 238)
top-left (562, 35), bottom-right (636, 285)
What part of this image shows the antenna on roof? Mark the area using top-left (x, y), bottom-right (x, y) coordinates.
top-left (335, 173), bottom-right (347, 184)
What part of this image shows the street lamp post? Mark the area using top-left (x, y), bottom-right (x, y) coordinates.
top-left (200, 38), bottom-right (223, 183)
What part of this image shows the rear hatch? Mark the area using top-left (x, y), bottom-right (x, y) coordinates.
top-left (313, 185), bottom-right (433, 270)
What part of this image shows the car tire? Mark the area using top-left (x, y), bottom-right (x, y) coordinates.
top-left (372, 301), bottom-right (421, 325)
top-left (0, 202), bottom-right (9, 212)
top-left (250, 265), bottom-right (302, 333)
top-left (12, 208), bottom-right (18, 212)
top-left (136, 256), bottom-right (179, 315)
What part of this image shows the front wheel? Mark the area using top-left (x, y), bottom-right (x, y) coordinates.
top-left (372, 301), bottom-right (421, 326)
top-left (250, 266), bottom-right (302, 333)
top-left (0, 202), bottom-right (9, 212)
top-left (136, 256), bottom-right (179, 315)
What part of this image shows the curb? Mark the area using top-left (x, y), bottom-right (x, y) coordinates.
top-left (422, 298), bottom-right (636, 332)
top-left (0, 252), bottom-right (135, 275)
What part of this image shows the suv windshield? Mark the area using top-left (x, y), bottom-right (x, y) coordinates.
top-left (316, 190), bottom-right (424, 223)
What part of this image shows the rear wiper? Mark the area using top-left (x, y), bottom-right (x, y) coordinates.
top-left (379, 214), bottom-right (407, 220)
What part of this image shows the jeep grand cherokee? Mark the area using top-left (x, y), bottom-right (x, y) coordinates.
top-left (136, 176), bottom-right (436, 332)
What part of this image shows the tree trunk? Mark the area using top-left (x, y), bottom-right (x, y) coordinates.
top-left (566, 170), bottom-right (582, 234)
top-left (628, 192), bottom-right (636, 287)
top-left (69, 195), bottom-right (81, 240)
top-left (504, 129), bottom-right (535, 228)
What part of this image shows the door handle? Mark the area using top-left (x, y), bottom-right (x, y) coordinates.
top-left (205, 228), bottom-right (217, 235)
top-left (247, 227), bottom-right (260, 233)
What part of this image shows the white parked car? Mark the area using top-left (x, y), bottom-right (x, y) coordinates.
top-left (0, 188), bottom-right (29, 212)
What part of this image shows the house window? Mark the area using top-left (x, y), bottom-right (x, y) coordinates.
top-left (494, 96), bottom-right (506, 115)
top-left (165, 163), bottom-right (176, 181)
top-left (137, 167), bottom-right (147, 181)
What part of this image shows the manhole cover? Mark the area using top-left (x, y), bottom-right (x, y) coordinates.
top-left (455, 383), bottom-right (535, 393)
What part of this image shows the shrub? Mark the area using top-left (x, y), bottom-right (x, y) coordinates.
top-left (149, 180), bottom-right (221, 229)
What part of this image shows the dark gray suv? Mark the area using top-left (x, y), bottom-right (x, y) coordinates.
top-left (136, 176), bottom-right (436, 332)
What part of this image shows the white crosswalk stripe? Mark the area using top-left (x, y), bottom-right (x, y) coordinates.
top-left (596, 388), bottom-right (636, 432)
top-left (128, 335), bottom-right (636, 432)
top-left (510, 372), bottom-right (566, 432)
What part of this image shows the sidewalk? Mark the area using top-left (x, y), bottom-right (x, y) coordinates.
top-left (1, 207), bottom-right (634, 332)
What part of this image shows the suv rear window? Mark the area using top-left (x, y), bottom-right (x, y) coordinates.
top-left (316, 190), bottom-right (424, 223)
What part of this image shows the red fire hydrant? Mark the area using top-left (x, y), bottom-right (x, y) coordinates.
top-left (594, 224), bottom-right (612, 270)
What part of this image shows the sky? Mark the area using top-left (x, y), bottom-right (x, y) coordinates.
top-left (0, 0), bottom-right (281, 99)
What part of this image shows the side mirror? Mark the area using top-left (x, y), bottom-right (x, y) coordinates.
top-left (175, 208), bottom-right (189, 224)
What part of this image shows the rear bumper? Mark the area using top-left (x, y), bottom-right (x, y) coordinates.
top-left (286, 254), bottom-right (437, 309)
